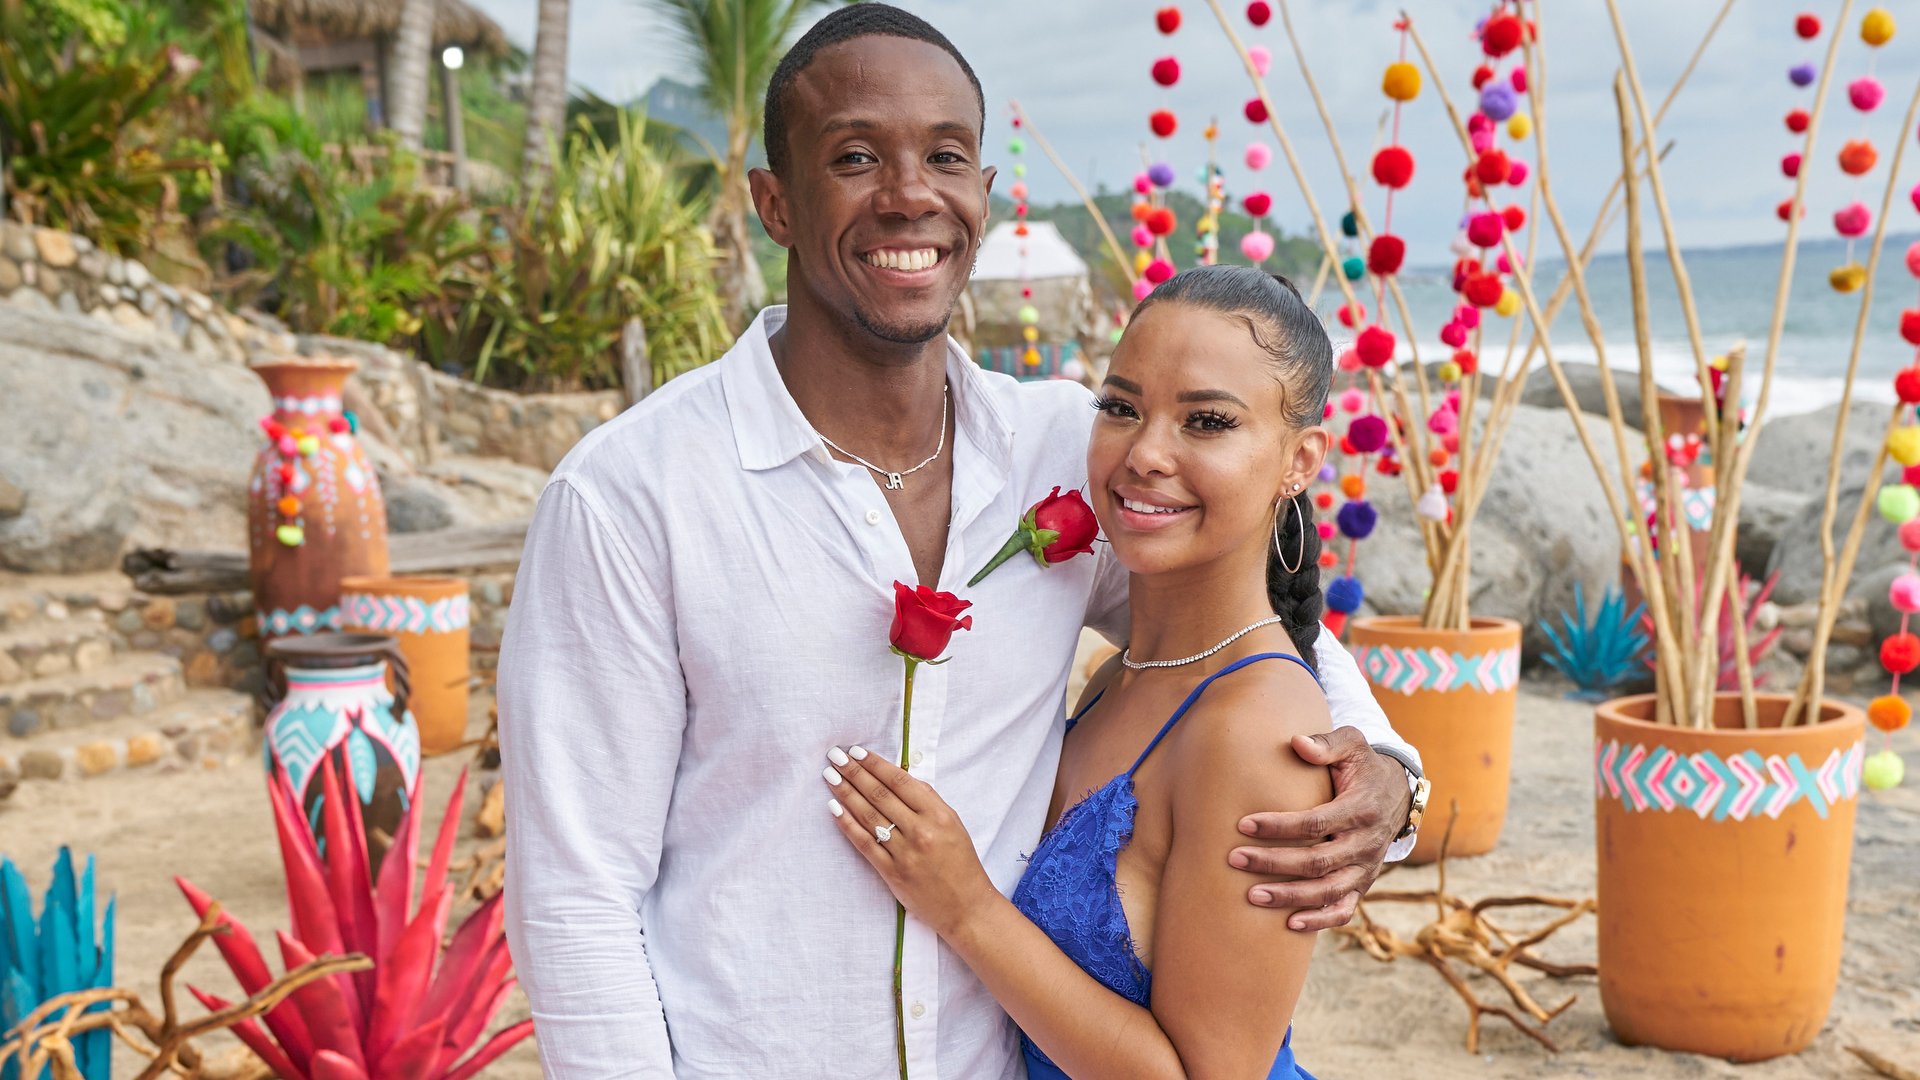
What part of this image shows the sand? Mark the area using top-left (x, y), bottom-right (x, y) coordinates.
top-left (2, 682), bottom-right (1915, 1079)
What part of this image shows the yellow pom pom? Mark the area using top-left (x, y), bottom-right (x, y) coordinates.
top-left (1864, 748), bottom-right (1905, 790)
top-left (275, 524), bottom-right (304, 547)
top-left (1889, 426), bottom-right (1920, 466)
top-left (1829, 263), bottom-right (1867, 292)
top-left (1495, 288), bottom-right (1520, 317)
top-left (1382, 61), bottom-right (1422, 102)
top-left (1869, 694), bottom-right (1912, 733)
top-left (1021, 347), bottom-right (1042, 367)
top-left (1436, 360), bottom-right (1462, 383)
top-left (1506, 113), bottom-right (1532, 140)
top-left (1709, 353), bottom-right (1730, 371)
top-left (1862, 7), bottom-right (1896, 45)
top-left (1022, 325), bottom-right (1039, 343)
top-left (1133, 250), bottom-right (1152, 275)
top-left (296, 435), bottom-right (320, 457)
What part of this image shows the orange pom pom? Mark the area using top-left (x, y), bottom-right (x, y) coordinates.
top-left (1340, 475), bottom-right (1366, 499)
top-left (1317, 550), bottom-right (1339, 569)
top-left (1868, 693), bottom-right (1912, 732)
top-left (1429, 448), bottom-right (1451, 467)
top-left (277, 495), bottom-right (300, 517)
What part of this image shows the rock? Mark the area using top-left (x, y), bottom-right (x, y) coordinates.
top-left (19, 750), bottom-right (62, 780)
top-left (78, 250), bottom-right (107, 279)
top-left (6, 289), bottom-right (50, 312)
top-left (32, 228), bottom-right (76, 268)
top-left (382, 474), bottom-right (458, 534)
top-left (0, 305), bottom-right (265, 571)
top-left (125, 732), bottom-right (165, 767)
top-left (1736, 483), bottom-right (1811, 573)
top-left (1481, 362), bottom-right (1647, 429)
top-left (1746, 402), bottom-right (1894, 495)
top-left (0, 755), bottom-right (16, 800)
top-left (1352, 403), bottom-right (1624, 656)
top-left (0, 222), bottom-right (34, 263)
top-left (73, 741), bottom-right (117, 776)
top-left (73, 639), bottom-right (111, 673)
top-left (56, 291), bottom-right (79, 315)
top-left (1766, 481), bottom-right (1906, 606)
top-left (1852, 562), bottom-right (1907, 648)
top-left (123, 258), bottom-right (151, 290)
top-left (107, 258), bottom-right (127, 286)
top-left (0, 475), bottom-right (22, 518)
top-left (0, 257), bottom-right (20, 292)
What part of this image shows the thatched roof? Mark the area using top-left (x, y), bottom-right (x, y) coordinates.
top-left (249, 0), bottom-right (512, 58)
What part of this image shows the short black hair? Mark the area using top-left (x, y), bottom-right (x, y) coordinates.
top-left (762, 3), bottom-right (986, 175)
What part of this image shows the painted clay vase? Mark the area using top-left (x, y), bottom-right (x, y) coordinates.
top-left (1347, 616), bottom-right (1523, 863)
top-left (247, 358), bottom-right (389, 640)
top-left (1622, 392), bottom-right (1716, 614)
top-left (262, 633), bottom-right (422, 864)
top-left (341, 575), bottom-right (470, 754)
top-left (1595, 692), bottom-right (1864, 1061)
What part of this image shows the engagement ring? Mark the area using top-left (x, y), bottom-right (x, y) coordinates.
top-left (875, 823), bottom-right (896, 843)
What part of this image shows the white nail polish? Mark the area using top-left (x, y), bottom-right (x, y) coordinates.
top-left (828, 747), bottom-right (850, 767)
top-left (850, 745), bottom-right (869, 760)
top-left (823, 766), bottom-right (843, 786)
top-left (829, 799), bottom-right (844, 817)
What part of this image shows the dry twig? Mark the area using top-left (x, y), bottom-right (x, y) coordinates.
top-left (1850, 1045), bottom-right (1920, 1080)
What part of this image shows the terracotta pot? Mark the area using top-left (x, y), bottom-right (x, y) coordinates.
top-left (341, 576), bottom-right (470, 754)
top-left (1594, 692), bottom-right (1866, 1061)
top-left (263, 633), bottom-right (422, 865)
top-left (1348, 616), bottom-right (1522, 863)
top-left (247, 358), bottom-right (389, 640)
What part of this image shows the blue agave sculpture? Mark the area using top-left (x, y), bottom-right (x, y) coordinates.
top-left (1542, 583), bottom-right (1651, 701)
top-left (0, 849), bottom-right (114, 1080)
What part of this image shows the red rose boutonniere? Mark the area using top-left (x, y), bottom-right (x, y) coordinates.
top-left (966, 486), bottom-right (1099, 587)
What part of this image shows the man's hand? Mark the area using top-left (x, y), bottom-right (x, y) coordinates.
top-left (1227, 727), bottom-right (1413, 931)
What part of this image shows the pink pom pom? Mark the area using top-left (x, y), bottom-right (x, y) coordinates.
top-left (1323, 401), bottom-right (1335, 419)
top-left (1132, 278), bottom-right (1155, 301)
top-left (1497, 251), bottom-right (1521, 273)
top-left (1510, 66), bottom-right (1528, 93)
top-left (1132, 224), bottom-right (1154, 247)
top-left (1466, 211), bottom-right (1505, 248)
top-left (1906, 240), bottom-right (1920, 277)
top-left (1317, 520), bottom-right (1335, 540)
top-left (1337, 347), bottom-right (1362, 372)
top-left (1835, 201), bottom-right (1872, 237)
top-left (1248, 43), bottom-right (1272, 76)
top-left (1440, 322), bottom-right (1468, 348)
top-left (1454, 305), bottom-right (1481, 329)
top-left (1910, 181), bottom-right (1920, 213)
top-left (1240, 230), bottom-right (1276, 262)
top-left (1851, 75), bottom-right (1886, 111)
top-left (1244, 141), bottom-right (1273, 170)
top-left (1902, 519), bottom-right (1920, 551)
top-left (1340, 388), bottom-right (1367, 413)
top-left (277, 434), bottom-right (298, 456)
top-left (1428, 408), bottom-right (1459, 436)
top-left (1009, 181), bottom-right (1029, 201)
top-left (1442, 431), bottom-right (1461, 453)
top-left (1467, 112), bottom-right (1493, 135)
top-left (1506, 160), bottom-right (1529, 185)
top-left (1890, 573), bottom-right (1920, 614)
top-left (1134, 173), bottom-right (1151, 194)
top-left (1470, 127), bottom-right (1496, 154)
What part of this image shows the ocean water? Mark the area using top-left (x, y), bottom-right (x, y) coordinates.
top-left (1309, 235), bottom-right (1920, 417)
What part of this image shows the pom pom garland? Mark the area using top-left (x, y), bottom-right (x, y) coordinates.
top-left (1383, 62), bottom-right (1421, 101)
top-left (1368, 233), bottom-right (1407, 275)
top-left (1372, 146), bottom-right (1415, 188)
top-left (1337, 302), bottom-right (1365, 328)
top-left (1861, 8), bottom-right (1895, 46)
top-left (1869, 694), bottom-right (1913, 731)
top-left (1902, 518), bottom-right (1920, 551)
top-left (1349, 414), bottom-right (1389, 453)
top-left (1355, 325), bottom-right (1397, 367)
top-left (1248, 44), bottom-right (1272, 75)
top-left (1895, 366), bottom-right (1920, 403)
top-left (1889, 428), bottom-right (1920, 467)
top-left (1865, 749), bottom-right (1907, 790)
top-left (1850, 75), bottom-right (1886, 111)
top-left (1340, 211), bottom-right (1360, 239)
top-left (1835, 201), bottom-right (1873, 236)
top-left (1475, 149), bottom-right (1511, 185)
top-left (1882, 632), bottom-right (1920, 674)
top-left (1795, 12), bottom-right (1822, 38)
top-left (1245, 142), bottom-right (1273, 170)
top-left (1890, 574), bottom-right (1920, 614)
top-left (1243, 191), bottom-right (1273, 216)
top-left (1146, 207), bottom-right (1177, 236)
top-left (1240, 230), bottom-right (1275, 262)
top-left (1144, 258), bottom-right (1176, 284)
top-left (1506, 113), bottom-right (1532, 140)
top-left (1878, 483), bottom-right (1920, 522)
top-left (1481, 13), bottom-right (1523, 56)
top-left (1790, 63), bottom-right (1817, 87)
top-left (1246, 1), bottom-right (1271, 26)
top-left (1151, 57), bottom-right (1181, 87)
top-left (1785, 108), bottom-right (1810, 133)
top-left (1155, 6), bottom-right (1182, 34)
top-left (1336, 500), bottom-right (1379, 540)
top-left (1245, 98), bottom-right (1269, 123)
top-left (1479, 84), bottom-right (1518, 121)
top-left (1326, 576), bottom-right (1365, 614)
top-left (1838, 139), bottom-right (1878, 176)
top-left (1147, 162), bottom-right (1177, 188)
top-left (1150, 109), bottom-right (1177, 137)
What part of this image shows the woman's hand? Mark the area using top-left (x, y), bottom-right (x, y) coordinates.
top-left (822, 745), bottom-right (1000, 937)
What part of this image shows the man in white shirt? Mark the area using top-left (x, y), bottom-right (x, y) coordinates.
top-left (499, 6), bottom-right (1423, 1077)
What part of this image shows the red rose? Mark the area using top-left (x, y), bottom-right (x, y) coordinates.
top-left (1028, 487), bottom-right (1098, 564)
top-left (890, 582), bottom-right (973, 663)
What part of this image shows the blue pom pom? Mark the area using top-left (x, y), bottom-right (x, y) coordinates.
top-left (1478, 83), bottom-right (1518, 121)
top-left (1148, 162), bottom-right (1177, 188)
top-left (1326, 575), bottom-right (1364, 613)
top-left (1336, 499), bottom-right (1377, 540)
top-left (1340, 210), bottom-right (1360, 238)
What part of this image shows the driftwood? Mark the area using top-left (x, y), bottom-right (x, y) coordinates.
top-left (122, 520), bottom-right (529, 594)
top-left (1331, 808), bottom-right (1597, 1054)
top-left (0, 902), bottom-right (370, 1080)
top-left (1852, 1046), bottom-right (1920, 1080)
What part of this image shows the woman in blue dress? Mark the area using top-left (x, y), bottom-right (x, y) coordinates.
top-left (825, 264), bottom-right (1333, 1079)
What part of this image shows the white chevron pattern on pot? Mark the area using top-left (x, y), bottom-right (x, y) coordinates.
top-left (342, 591), bottom-right (470, 635)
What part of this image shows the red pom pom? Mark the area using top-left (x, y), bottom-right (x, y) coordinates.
top-left (1901, 310), bottom-right (1920, 346)
top-left (1146, 207), bottom-right (1177, 236)
top-left (327, 416), bottom-right (348, 434)
top-left (1150, 109), bottom-right (1177, 138)
top-left (1372, 145), bottom-right (1415, 189)
top-left (1453, 348), bottom-right (1478, 375)
top-left (1244, 97), bottom-right (1269, 123)
top-left (1795, 12), bottom-right (1821, 38)
top-left (1367, 234), bottom-right (1407, 275)
top-left (1482, 13), bottom-right (1524, 56)
top-left (1501, 205), bottom-right (1527, 232)
top-left (1155, 6), bottom-right (1182, 34)
top-left (1781, 152), bottom-right (1802, 178)
top-left (1471, 64), bottom-right (1495, 89)
top-left (1475, 149), bottom-right (1511, 186)
top-left (1775, 198), bottom-right (1804, 222)
top-left (1785, 108), bottom-right (1810, 133)
top-left (1151, 57), bottom-right (1181, 86)
top-left (1318, 550), bottom-right (1339, 569)
top-left (1463, 272), bottom-right (1504, 308)
top-left (1242, 191), bottom-right (1273, 216)
top-left (1339, 434), bottom-right (1357, 455)
top-left (1247, 1), bottom-right (1271, 26)
top-left (1377, 456), bottom-right (1402, 476)
top-left (1897, 366), bottom-right (1920, 403)
top-left (1314, 491), bottom-right (1335, 510)
top-left (1356, 325), bottom-right (1397, 368)
top-left (1337, 302), bottom-right (1366, 329)
top-left (1882, 632), bottom-right (1920, 674)
top-left (1439, 469), bottom-right (1460, 494)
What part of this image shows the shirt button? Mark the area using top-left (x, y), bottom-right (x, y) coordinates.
top-left (910, 1002), bottom-right (927, 1020)
top-left (865, 509), bottom-right (882, 525)
top-left (910, 750), bottom-right (925, 767)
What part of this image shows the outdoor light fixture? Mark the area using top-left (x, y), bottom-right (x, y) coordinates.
top-left (442, 45), bottom-right (464, 70)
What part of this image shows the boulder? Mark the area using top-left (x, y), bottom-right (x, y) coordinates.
top-left (1765, 481), bottom-right (1905, 606)
top-left (1735, 483), bottom-right (1812, 574)
top-left (1348, 403), bottom-right (1623, 657)
top-left (1477, 362), bottom-right (1646, 429)
top-left (1745, 401), bottom-right (1894, 496)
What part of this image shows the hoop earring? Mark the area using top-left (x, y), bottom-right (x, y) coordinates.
top-left (1274, 492), bottom-right (1305, 574)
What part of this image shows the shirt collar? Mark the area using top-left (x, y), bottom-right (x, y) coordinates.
top-left (721, 305), bottom-right (1014, 474)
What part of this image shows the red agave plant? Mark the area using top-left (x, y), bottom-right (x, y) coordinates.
top-left (173, 760), bottom-right (532, 1079)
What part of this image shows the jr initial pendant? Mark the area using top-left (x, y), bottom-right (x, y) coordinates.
top-left (886, 473), bottom-right (904, 490)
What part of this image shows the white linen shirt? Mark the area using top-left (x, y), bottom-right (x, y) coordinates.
top-left (499, 307), bottom-right (1418, 1079)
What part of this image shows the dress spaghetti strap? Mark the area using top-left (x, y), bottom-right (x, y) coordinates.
top-left (1125, 652), bottom-right (1319, 777)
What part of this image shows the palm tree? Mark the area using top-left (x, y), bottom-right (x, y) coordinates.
top-left (388, 0), bottom-right (437, 150)
top-left (521, 0), bottom-right (572, 180)
top-left (638, 0), bottom-right (852, 329)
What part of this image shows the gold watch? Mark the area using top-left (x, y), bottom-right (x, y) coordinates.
top-left (1397, 774), bottom-right (1431, 842)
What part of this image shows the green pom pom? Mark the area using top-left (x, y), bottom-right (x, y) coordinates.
top-left (1007, 136), bottom-right (1025, 155)
top-left (1340, 210), bottom-right (1360, 238)
top-left (1018, 304), bottom-right (1040, 325)
top-left (1342, 255), bottom-right (1366, 281)
top-left (1864, 748), bottom-right (1905, 790)
top-left (1878, 483), bottom-right (1920, 523)
top-left (1013, 162), bottom-right (1027, 177)
top-left (276, 524), bottom-right (304, 547)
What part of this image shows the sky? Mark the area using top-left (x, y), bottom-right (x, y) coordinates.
top-left (464, 0), bottom-right (1920, 258)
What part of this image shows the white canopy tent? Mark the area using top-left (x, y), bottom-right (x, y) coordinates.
top-left (972, 220), bottom-right (1088, 282)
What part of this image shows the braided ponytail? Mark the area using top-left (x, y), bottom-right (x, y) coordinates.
top-left (1268, 493), bottom-right (1324, 673)
top-left (1134, 264), bottom-right (1334, 672)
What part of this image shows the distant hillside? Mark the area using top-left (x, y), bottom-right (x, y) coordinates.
top-left (641, 78), bottom-right (736, 163)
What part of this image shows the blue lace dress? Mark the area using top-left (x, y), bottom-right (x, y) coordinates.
top-left (1009, 652), bottom-right (1320, 1080)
